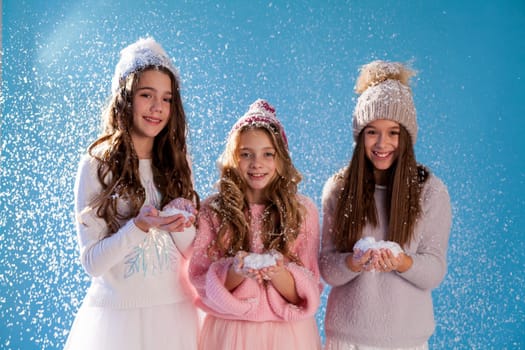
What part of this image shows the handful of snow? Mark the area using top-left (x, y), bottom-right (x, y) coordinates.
top-left (243, 252), bottom-right (278, 270)
top-left (353, 237), bottom-right (403, 257)
top-left (159, 207), bottom-right (193, 220)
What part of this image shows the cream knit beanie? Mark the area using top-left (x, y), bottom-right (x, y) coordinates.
top-left (352, 60), bottom-right (418, 144)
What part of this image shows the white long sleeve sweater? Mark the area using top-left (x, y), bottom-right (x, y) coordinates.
top-left (74, 154), bottom-right (195, 308)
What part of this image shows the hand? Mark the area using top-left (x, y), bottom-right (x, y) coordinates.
top-left (161, 197), bottom-right (198, 232)
top-left (374, 249), bottom-right (411, 272)
top-left (347, 248), bottom-right (376, 272)
top-left (259, 256), bottom-right (286, 284)
top-left (164, 197), bottom-right (197, 217)
top-left (225, 251), bottom-right (253, 290)
top-left (259, 253), bottom-right (301, 305)
top-left (133, 205), bottom-right (164, 232)
top-left (232, 251), bottom-right (250, 277)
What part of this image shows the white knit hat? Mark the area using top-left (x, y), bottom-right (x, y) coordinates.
top-left (229, 99), bottom-right (288, 148)
top-left (111, 37), bottom-right (179, 94)
top-left (352, 60), bottom-right (418, 144)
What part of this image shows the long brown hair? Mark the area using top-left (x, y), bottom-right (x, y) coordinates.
top-left (209, 125), bottom-right (304, 262)
top-left (332, 125), bottom-right (428, 251)
top-left (87, 66), bottom-right (199, 236)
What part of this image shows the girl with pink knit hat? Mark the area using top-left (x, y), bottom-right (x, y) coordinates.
top-left (64, 37), bottom-right (200, 350)
top-left (320, 61), bottom-right (452, 349)
top-left (189, 99), bottom-right (322, 349)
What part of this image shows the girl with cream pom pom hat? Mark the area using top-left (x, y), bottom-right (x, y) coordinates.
top-left (320, 60), bottom-right (452, 349)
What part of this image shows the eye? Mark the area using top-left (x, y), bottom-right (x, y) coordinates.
top-left (163, 97), bottom-right (173, 103)
top-left (264, 152), bottom-right (276, 158)
top-left (389, 129), bottom-right (400, 136)
top-left (365, 128), bottom-right (376, 135)
top-left (239, 151), bottom-right (252, 159)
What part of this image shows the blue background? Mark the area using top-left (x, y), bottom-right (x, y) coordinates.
top-left (1, 1), bottom-right (524, 349)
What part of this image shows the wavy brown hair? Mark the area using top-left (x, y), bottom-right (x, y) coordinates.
top-left (209, 125), bottom-right (304, 262)
top-left (332, 126), bottom-right (428, 252)
top-left (88, 66), bottom-right (199, 236)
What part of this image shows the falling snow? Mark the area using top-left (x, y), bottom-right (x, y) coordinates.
top-left (1, 1), bottom-right (524, 350)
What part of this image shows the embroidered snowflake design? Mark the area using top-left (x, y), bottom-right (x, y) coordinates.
top-left (124, 229), bottom-right (178, 278)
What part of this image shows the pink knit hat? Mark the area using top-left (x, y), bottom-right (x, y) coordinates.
top-left (230, 99), bottom-right (288, 147)
top-left (352, 60), bottom-right (418, 144)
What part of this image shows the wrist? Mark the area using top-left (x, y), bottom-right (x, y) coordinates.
top-left (133, 218), bottom-right (149, 233)
top-left (346, 254), bottom-right (361, 272)
top-left (396, 254), bottom-right (413, 273)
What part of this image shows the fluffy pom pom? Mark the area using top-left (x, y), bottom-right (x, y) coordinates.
top-left (354, 60), bottom-right (416, 94)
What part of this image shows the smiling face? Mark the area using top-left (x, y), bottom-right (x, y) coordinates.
top-left (363, 119), bottom-right (400, 183)
top-left (129, 69), bottom-right (172, 157)
top-left (237, 129), bottom-right (279, 204)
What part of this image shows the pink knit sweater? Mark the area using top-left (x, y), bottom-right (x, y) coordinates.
top-left (189, 194), bottom-right (322, 322)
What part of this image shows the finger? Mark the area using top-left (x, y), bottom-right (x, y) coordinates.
top-left (140, 205), bottom-right (158, 217)
top-left (160, 216), bottom-right (187, 232)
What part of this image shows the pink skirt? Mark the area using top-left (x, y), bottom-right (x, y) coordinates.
top-left (64, 301), bottom-right (200, 350)
top-left (199, 315), bottom-right (321, 350)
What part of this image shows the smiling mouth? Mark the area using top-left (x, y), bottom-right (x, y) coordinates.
top-left (373, 151), bottom-right (392, 159)
top-left (248, 173), bottom-right (267, 179)
top-left (144, 116), bottom-right (161, 124)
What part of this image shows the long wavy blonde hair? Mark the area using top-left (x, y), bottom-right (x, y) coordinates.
top-left (209, 124), bottom-right (304, 262)
top-left (88, 66), bottom-right (199, 236)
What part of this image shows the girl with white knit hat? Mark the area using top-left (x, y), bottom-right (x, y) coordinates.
top-left (319, 60), bottom-right (452, 349)
top-left (64, 37), bottom-right (200, 350)
top-left (189, 99), bottom-right (322, 349)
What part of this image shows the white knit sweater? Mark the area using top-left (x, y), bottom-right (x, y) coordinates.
top-left (74, 154), bottom-right (195, 308)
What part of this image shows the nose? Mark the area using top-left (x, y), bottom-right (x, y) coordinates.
top-left (151, 97), bottom-right (163, 113)
top-left (249, 154), bottom-right (262, 168)
top-left (376, 132), bottom-right (387, 148)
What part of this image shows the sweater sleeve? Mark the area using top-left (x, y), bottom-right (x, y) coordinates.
top-left (266, 196), bottom-right (322, 321)
top-left (169, 226), bottom-right (196, 259)
top-left (188, 201), bottom-right (260, 317)
top-left (74, 155), bottom-right (146, 277)
top-left (171, 152), bottom-right (198, 259)
top-left (319, 175), bottom-right (362, 286)
top-left (396, 175), bottom-right (452, 290)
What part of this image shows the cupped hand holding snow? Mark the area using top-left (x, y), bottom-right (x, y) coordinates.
top-left (159, 207), bottom-right (193, 220)
top-left (242, 251), bottom-right (280, 270)
top-left (353, 237), bottom-right (403, 257)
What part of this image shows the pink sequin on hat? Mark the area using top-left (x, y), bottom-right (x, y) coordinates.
top-left (230, 99), bottom-right (288, 147)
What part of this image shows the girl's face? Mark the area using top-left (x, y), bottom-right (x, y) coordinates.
top-left (237, 129), bottom-right (278, 204)
top-left (364, 119), bottom-right (400, 172)
top-left (130, 69), bottom-right (172, 152)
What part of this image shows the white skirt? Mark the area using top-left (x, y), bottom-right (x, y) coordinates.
top-left (64, 301), bottom-right (199, 350)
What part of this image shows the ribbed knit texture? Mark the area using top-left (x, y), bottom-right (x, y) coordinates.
top-left (189, 194), bottom-right (322, 322)
top-left (353, 78), bottom-right (418, 143)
